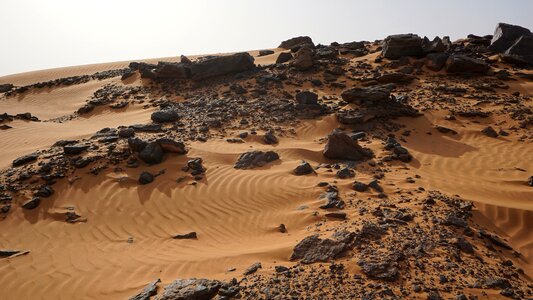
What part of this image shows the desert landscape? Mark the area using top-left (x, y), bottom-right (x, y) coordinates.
top-left (0, 22), bottom-right (532, 300)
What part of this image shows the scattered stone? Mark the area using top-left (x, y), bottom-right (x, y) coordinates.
top-left (294, 161), bottom-right (314, 175)
top-left (138, 172), bottom-right (154, 185)
top-left (353, 181), bottom-right (368, 192)
top-left (481, 126), bottom-right (499, 138)
top-left (243, 262), bottom-right (262, 275)
top-left (172, 232), bottom-right (197, 239)
top-left (336, 167), bottom-right (354, 179)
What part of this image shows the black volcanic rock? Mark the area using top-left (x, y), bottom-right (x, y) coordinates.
top-left (290, 234), bottom-right (351, 264)
top-left (157, 278), bottom-right (221, 300)
top-left (138, 142), bottom-right (164, 164)
top-left (341, 84), bottom-right (394, 104)
top-left (190, 52), bottom-right (255, 80)
top-left (276, 52), bottom-right (293, 64)
top-left (12, 153), bottom-right (39, 167)
top-left (382, 34), bottom-right (423, 59)
top-left (151, 108), bottom-right (180, 123)
top-left (489, 23), bottom-right (532, 53)
top-left (129, 279), bottom-right (160, 300)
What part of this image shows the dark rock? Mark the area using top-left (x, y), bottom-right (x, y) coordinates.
top-left (275, 266), bottom-right (289, 273)
top-left (456, 237), bottom-right (474, 254)
top-left (128, 138), bottom-right (148, 152)
top-left (121, 70), bottom-right (136, 81)
top-left (35, 185), bottom-right (54, 198)
top-left (503, 35), bottom-right (533, 65)
top-left (325, 212), bottom-right (347, 219)
top-left (353, 181), bottom-right (368, 192)
top-left (279, 36), bottom-right (314, 49)
top-left (445, 55), bottom-right (489, 74)
top-left (528, 176), bottom-right (533, 187)
top-left (368, 180), bottom-right (384, 193)
top-left (0, 84), bottom-right (14, 93)
top-left (489, 23), bottom-right (532, 53)
top-left (22, 197), bottom-right (41, 210)
top-left (63, 144), bottom-right (89, 155)
top-left (484, 277), bottom-right (511, 289)
top-left (425, 53), bottom-right (449, 71)
top-left (138, 171), bottom-right (154, 185)
top-left (172, 232), bottom-right (197, 239)
top-left (290, 234), bottom-right (350, 264)
top-left (118, 128), bottom-right (135, 138)
top-left (0, 249), bottom-right (24, 257)
top-left (263, 131), bottom-right (278, 144)
top-left (275, 52), bottom-right (293, 64)
top-left (139, 142), bottom-right (164, 164)
top-left (151, 108), bottom-right (180, 123)
top-left (422, 36), bottom-right (447, 53)
top-left (292, 46), bottom-right (314, 71)
top-left (323, 130), bottom-right (372, 161)
top-left (382, 34), bottom-right (423, 59)
top-left (187, 158), bottom-right (205, 174)
top-left (234, 151), bottom-right (279, 169)
top-left (12, 153), bottom-right (39, 167)
top-left (358, 260), bottom-right (400, 281)
top-left (320, 188), bottom-right (345, 209)
top-left (77, 104), bottom-right (95, 115)
top-left (442, 214), bottom-right (468, 228)
top-left (243, 262), bottom-right (262, 275)
top-left (336, 167), bottom-right (354, 179)
top-left (481, 126), bottom-right (499, 138)
top-left (435, 125), bottom-right (457, 134)
top-left (157, 278), bottom-right (221, 300)
top-left (479, 230), bottom-right (513, 250)
top-left (157, 138), bottom-right (187, 154)
top-left (341, 84), bottom-right (394, 104)
top-left (258, 50), bottom-right (274, 56)
top-left (190, 52), bottom-right (255, 81)
top-left (295, 91), bottom-right (318, 105)
top-left (294, 161), bottom-right (314, 175)
top-left (129, 279), bottom-right (161, 300)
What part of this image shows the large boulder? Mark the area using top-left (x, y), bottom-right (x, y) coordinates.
top-left (0, 83), bottom-right (14, 93)
top-left (425, 53), bottom-right (449, 71)
top-left (291, 46), bottom-right (314, 71)
top-left (153, 62), bottom-right (190, 78)
top-left (489, 23), bottom-right (532, 53)
top-left (341, 84), bottom-right (395, 104)
top-left (12, 153), bottom-right (39, 167)
top-left (295, 91), bottom-right (318, 105)
top-left (275, 52), bottom-right (293, 64)
top-left (445, 55), bottom-right (489, 74)
top-left (151, 108), bottom-right (180, 123)
top-left (323, 131), bottom-right (372, 161)
top-left (189, 52), bottom-right (255, 80)
top-left (382, 34), bottom-right (423, 59)
top-left (503, 35), bottom-right (533, 65)
top-left (156, 278), bottom-right (221, 300)
top-left (138, 142), bottom-right (164, 164)
top-left (278, 36), bottom-right (314, 50)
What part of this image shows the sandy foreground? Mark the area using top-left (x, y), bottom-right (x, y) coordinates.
top-left (0, 33), bottom-right (532, 299)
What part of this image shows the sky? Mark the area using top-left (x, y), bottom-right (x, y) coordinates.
top-left (1, 0), bottom-right (532, 76)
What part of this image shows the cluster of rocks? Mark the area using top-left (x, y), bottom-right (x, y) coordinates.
top-left (3, 68), bottom-right (128, 96)
top-left (0, 112), bottom-right (40, 129)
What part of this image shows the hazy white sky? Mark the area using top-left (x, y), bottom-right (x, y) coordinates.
top-left (1, 0), bottom-right (532, 76)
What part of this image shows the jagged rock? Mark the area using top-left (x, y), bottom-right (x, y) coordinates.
top-left (483, 277), bottom-right (511, 289)
top-left (279, 36), bottom-right (314, 50)
top-left (294, 161), bottom-right (314, 175)
top-left (138, 172), bottom-right (154, 185)
top-left (128, 138), bottom-right (148, 152)
top-left (358, 260), bottom-right (400, 281)
top-left (63, 144), bottom-right (89, 155)
top-left (382, 34), bottom-right (423, 59)
top-left (422, 36), bottom-right (446, 53)
top-left (320, 187), bottom-right (345, 209)
top-left (258, 50), bottom-right (274, 56)
top-left (480, 126), bottom-right (499, 138)
top-left (156, 278), bottom-right (221, 300)
top-left (295, 91), bottom-right (318, 105)
top-left (12, 153), bottom-right (38, 167)
top-left (187, 158), bottom-right (205, 175)
top-left (325, 212), bottom-right (347, 219)
top-left (243, 262), bottom-right (262, 275)
top-left (445, 55), bottom-right (489, 74)
top-left (291, 46), bottom-right (314, 71)
top-left (425, 53), bottom-right (449, 71)
top-left (275, 52), bottom-right (293, 64)
top-left (290, 234), bottom-right (351, 264)
top-left (151, 108), bottom-right (180, 123)
top-left (22, 197), bottom-right (40, 210)
top-left (157, 138), bottom-right (187, 154)
top-left (323, 131), bottom-right (372, 161)
top-left (118, 128), bottom-right (135, 138)
top-left (489, 23), bottom-right (532, 53)
top-left (234, 151), bottom-right (279, 169)
top-left (479, 230), bottom-right (513, 250)
top-left (129, 279), bottom-right (161, 300)
top-left (172, 232), bottom-right (197, 239)
top-left (341, 84), bottom-right (395, 104)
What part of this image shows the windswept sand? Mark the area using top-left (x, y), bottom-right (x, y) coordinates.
top-left (0, 46), bottom-right (532, 299)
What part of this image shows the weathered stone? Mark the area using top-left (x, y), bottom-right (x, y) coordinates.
top-left (445, 55), bottom-right (489, 74)
top-left (279, 36), bottom-right (314, 49)
top-left (275, 52), bottom-right (293, 64)
top-left (323, 131), bottom-right (371, 161)
top-left (63, 144), bottom-right (89, 155)
top-left (129, 279), bottom-right (161, 300)
top-left (234, 151), bottom-right (279, 169)
top-left (291, 47), bottom-right (314, 71)
top-left (489, 23), bottom-right (532, 53)
top-left (358, 260), bottom-right (400, 281)
top-left (382, 34), bottom-right (423, 59)
top-left (294, 161), bottom-right (314, 175)
top-left (156, 278), bottom-right (221, 300)
top-left (290, 234), bottom-right (350, 264)
top-left (12, 153), bottom-right (39, 167)
top-left (138, 172), bottom-right (154, 185)
top-left (151, 109), bottom-right (180, 123)
top-left (243, 262), bottom-right (262, 275)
